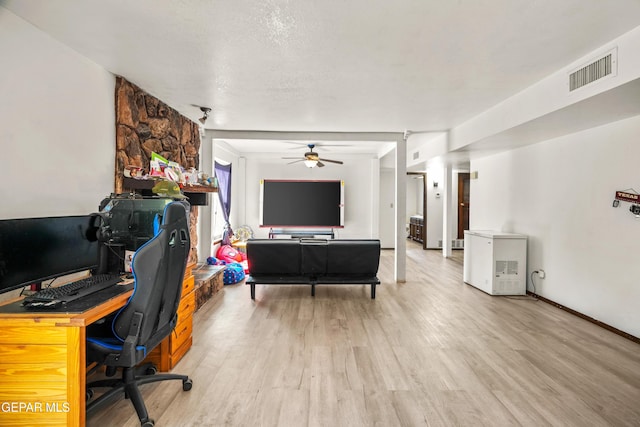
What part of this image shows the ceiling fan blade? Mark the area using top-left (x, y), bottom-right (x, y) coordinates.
top-left (284, 142), bottom-right (354, 149)
top-left (314, 143), bottom-right (355, 147)
top-left (316, 161), bottom-right (325, 168)
top-left (284, 142), bottom-right (315, 150)
top-left (287, 159), bottom-right (305, 164)
top-left (318, 157), bottom-right (343, 164)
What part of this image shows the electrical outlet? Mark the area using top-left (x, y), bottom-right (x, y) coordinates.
top-left (538, 270), bottom-right (546, 279)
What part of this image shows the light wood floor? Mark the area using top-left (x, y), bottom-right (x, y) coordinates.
top-left (88, 242), bottom-right (640, 426)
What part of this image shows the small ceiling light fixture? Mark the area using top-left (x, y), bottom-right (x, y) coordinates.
top-left (304, 159), bottom-right (318, 168)
top-left (198, 107), bottom-right (211, 125)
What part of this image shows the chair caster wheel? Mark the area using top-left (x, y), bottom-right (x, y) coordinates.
top-left (141, 419), bottom-right (155, 427)
top-left (145, 365), bottom-right (157, 375)
top-left (183, 378), bottom-right (193, 391)
top-left (86, 389), bottom-right (94, 401)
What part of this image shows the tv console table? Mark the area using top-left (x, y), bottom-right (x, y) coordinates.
top-left (268, 228), bottom-right (335, 239)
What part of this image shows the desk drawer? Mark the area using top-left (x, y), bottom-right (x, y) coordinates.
top-left (170, 335), bottom-right (192, 367)
top-left (177, 290), bottom-right (195, 321)
top-left (182, 274), bottom-right (195, 295)
top-left (0, 344), bottom-right (67, 382)
top-left (1, 323), bottom-right (68, 345)
top-left (170, 316), bottom-right (192, 354)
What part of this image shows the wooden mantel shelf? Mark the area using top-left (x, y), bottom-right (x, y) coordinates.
top-left (122, 177), bottom-right (216, 206)
top-left (179, 183), bottom-right (218, 193)
top-left (122, 177), bottom-right (217, 193)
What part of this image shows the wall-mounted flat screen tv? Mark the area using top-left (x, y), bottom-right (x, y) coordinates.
top-left (260, 180), bottom-right (344, 227)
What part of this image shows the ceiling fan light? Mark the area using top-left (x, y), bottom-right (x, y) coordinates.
top-left (304, 159), bottom-right (317, 168)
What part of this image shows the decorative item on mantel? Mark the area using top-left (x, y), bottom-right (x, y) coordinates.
top-left (123, 166), bottom-right (143, 178)
top-left (124, 152), bottom-right (218, 194)
top-left (152, 180), bottom-right (186, 199)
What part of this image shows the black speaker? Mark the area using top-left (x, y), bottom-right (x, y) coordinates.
top-left (97, 243), bottom-right (125, 275)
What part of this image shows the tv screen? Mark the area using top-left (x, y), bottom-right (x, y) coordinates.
top-left (0, 215), bottom-right (99, 295)
top-left (260, 180), bottom-right (344, 227)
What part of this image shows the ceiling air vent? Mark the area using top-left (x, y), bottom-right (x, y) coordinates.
top-left (569, 48), bottom-right (617, 92)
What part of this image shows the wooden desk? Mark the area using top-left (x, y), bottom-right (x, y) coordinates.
top-left (0, 287), bottom-right (132, 427)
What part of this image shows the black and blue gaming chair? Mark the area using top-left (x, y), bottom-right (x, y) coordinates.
top-left (86, 201), bottom-right (192, 427)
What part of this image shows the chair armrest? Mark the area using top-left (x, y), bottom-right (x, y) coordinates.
top-left (106, 312), bottom-right (143, 366)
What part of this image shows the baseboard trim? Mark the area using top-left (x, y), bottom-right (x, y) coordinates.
top-left (527, 292), bottom-right (640, 345)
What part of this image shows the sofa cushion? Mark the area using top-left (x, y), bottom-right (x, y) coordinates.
top-left (325, 240), bottom-right (380, 277)
top-left (300, 239), bottom-right (328, 276)
top-left (246, 239), bottom-right (301, 275)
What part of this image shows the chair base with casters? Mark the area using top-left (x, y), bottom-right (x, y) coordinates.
top-left (86, 363), bottom-right (192, 427)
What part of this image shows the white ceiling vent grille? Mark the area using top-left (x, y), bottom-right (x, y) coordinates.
top-left (569, 48), bottom-right (617, 92)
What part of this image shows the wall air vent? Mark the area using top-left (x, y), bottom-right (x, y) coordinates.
top-left (569, 48), bottom-right (617, 92)
top-left (437, 239), bottom-right (464, 249)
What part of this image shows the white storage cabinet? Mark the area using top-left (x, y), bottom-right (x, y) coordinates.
top-left (463, 231), bottom-right (527, 295)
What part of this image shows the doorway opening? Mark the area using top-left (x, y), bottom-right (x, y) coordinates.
top-left (408, 172), bottom-right (427, 249)
top-left (457, 172), bottom-right (470, 239)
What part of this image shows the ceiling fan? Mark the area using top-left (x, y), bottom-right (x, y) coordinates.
top-left (282, 144), bottom-right (344, 168)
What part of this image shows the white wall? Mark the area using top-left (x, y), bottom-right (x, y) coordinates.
top-left (470, 114), bottom-right (640, 338)
top-left (243, 153), bottom-right (379, 239)
top-left (0, 7), bottom-right (115, 219)
top-left (425, 169), bottom-right (443, 249)
top-left (379, 169), bottom-right (395, 248)
top-left (406, 132), bottom-right (448, 167)
top-left (451, 26), bottom-right (640, 151)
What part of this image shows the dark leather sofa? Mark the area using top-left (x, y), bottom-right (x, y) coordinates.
top-left (245, 239), bottom-right (381, 299)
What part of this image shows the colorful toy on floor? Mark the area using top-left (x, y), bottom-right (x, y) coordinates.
top-left (222, 262), bottom-right (245, 285)
top-left (215, 244), bottom-right (248, 273)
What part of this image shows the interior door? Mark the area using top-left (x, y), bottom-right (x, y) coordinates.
top-left (457, 173), bottom-right (470, 239)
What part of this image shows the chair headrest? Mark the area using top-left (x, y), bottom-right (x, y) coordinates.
top-left (161, 202), bottom-right (190, 227)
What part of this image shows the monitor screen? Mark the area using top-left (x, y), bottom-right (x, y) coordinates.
top-left (0, 215), bottom-right (99, 295)
top-left (260, 180), bottom-right (344, 227)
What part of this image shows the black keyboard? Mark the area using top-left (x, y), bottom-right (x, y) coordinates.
top-left (23, 274), bottom-right (123, 308)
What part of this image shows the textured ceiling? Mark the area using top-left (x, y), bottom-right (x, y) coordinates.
top-left (218, 139), bottom-right (395, 156)
top-left (3, 0), bottom-right (640, 138)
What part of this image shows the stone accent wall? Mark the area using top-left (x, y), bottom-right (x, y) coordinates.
top-left (114, 76), bottom-right (201, 263)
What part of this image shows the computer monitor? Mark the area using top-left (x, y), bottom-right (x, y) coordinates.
top-left (0, 215), bottom-right (99, 295)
